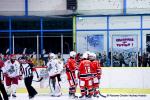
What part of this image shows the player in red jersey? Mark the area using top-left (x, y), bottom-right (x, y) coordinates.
top-left (65, 51), bottom-right (78, 98)
top-left (78, 52), bottom-right (94, 98)
top-left (89, 52), bottom-right (101, 97)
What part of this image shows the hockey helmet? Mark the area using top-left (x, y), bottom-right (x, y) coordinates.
top-left (82, 53), bottom-right (88, 59)
top-left (19, 56), bottom-right (27, 64)
top-left (70, 51), bottom-right (76, 58)
top-left (89, 52), bottom-right (96, 60)
top-left (49, 53), bottom-right (56, 59)
top-left (10, 54), bottom-right (16, 60)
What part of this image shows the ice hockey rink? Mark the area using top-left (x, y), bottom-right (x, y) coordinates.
top-left (5, 68), bottom-right (150, 100)
top-left (8, 93), bottom-right (150, 100)
top-left (1, 0), bottom-right (150, 100)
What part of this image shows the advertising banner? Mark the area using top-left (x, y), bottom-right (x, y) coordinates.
top-left (77, 34), bottom-right (104, 53)
top-left (112, 35), bottom-right (138, 67)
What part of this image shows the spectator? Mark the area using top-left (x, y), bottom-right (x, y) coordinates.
top-left (142, 52), bottom-right (147, 67)
top-left (138, 52), bottom-right (142, 67)
top-left (118, 53), bottom-right (126, 67)
top-left (148, 53), bottom-right (150, 67)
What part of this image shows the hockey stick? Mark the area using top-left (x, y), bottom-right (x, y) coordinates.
top-left (33, 77), bottom-right (43, 82)
top-left (97, 77), bottom-right (107, 98)
top-left (98, 81), bottom-right (107, 98)
top-left (23, 48), bottom-right (26, 54)
top-left (6, 48), bottom-right (9, 54)
top-left (32, 67), bottom-right (44, 82)
top-left (99, 92), bottom-right (107, 98)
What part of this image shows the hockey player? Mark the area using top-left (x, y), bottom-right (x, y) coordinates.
top-left (78, 53), bottom-right (94, 98)
top-left (65, 51), bottom-right (78, 98)
top-left (89, 52), bottom-right (101, 97)
top-left (0, 57), bottom-right (9, 100)
top-left (46, 53), bottom-right (63, 97)
top-left (56, 53), bottom-right (64, 76)
top-left (19, 56), bottom-right (38, 99)
top-left (3, 54), bottom-right (21, 98)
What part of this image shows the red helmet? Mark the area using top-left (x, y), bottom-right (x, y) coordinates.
top-left (10, 54), bottom-right (16, 60)
top-left (0, 60), bottom-right (4, 68)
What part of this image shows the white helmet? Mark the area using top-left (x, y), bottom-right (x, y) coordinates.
top-left (70, 51), bottom-right (76, 58)
top-left (49, 53), bottom-right (56, 59)
top-left (85, 51), bottom-right (91, 55)
top-left (82, 53), bottom-right (88, 59)
top-left (82, 51), bottom-right (91, 59)
top-left (89, 52), bottom-right (96, 60)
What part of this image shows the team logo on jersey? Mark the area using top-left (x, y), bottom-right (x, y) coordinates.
top-left (8, 61), bottom-right (11, 64)
top-left (40, 69), bottom-right (49, 78)
top-left (84, 63), bottom-right (90, 67)
top-left (47, 64), bottom-right (52, 71)
top-left (8, 66), bottom-right (15, 74)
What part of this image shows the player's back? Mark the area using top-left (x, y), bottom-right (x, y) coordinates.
top-left (91, 60), bottom-right (100, 73)
top-left (79, 60), bottom-right (93, 78)
top-left (91, 60), bottom-right (101, 79)
top-left (66, 58), bottom-right (76, 72)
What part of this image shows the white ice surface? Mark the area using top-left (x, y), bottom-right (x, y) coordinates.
top-left (8, 93), bottom-right (150, 100)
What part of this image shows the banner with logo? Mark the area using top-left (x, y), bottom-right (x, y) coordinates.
top-left (112, 35), bottom-right (138, 67)
top-left (77, 34), bottom-right (104, 53)
top-left (87, 35), bottom-right (104, 52)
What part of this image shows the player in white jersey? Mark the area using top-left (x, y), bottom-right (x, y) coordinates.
top-left (46, 53), bottom-right (63, 97)
top-left (2, 54), bottom-right (21, 98)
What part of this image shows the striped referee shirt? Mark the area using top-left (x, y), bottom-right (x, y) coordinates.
top-left (0, 69), bottom-right (3, 82)
top-left (20, 63), bottom-right (39, 78)
top-left (20, 63), bottom-right (33, 78)
top-left (0, 60), bottom-right (4, 82)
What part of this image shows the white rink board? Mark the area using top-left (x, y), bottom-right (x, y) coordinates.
top-left (100, 68), bottom-right (150, 89)
top-left (16, 68), bottom-right (150, 90)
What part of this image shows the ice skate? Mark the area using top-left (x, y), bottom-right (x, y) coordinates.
top-left (50, 92), bottom-right (55, 97)
top-left (55, 92), bottom-right (62, 97)
top-left (73, 95), bottom-right (78, 99)
top-left (29, 92), bottom-right (38, 99)
top-left (12, 94), bottom-right (16, 98)
top-left (93, 94), bottom-right (99, 98)
top-left (29, 96), bottom-right (34, 99)
top-left (69, 93), bottom-right (78, 99)
top-left (71, 94), bottom-right (78, 99)
top-left (7, 94), bottom-right (11, 98)
top-left (87, 94), bottom-right (92, 98)
top-left (79, 95), bottom-right (86, 99)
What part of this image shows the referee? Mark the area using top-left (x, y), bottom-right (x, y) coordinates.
top-left (20, 56), bottom-right (39, 99)
top-left (0, 57), bottom-right (9, 100)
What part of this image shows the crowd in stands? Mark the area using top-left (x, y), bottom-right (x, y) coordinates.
top-left (1, 51), bottom-right (150, 67)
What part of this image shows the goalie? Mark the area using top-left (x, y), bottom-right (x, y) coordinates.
top-left (46, 53), bottom-right (63, 97)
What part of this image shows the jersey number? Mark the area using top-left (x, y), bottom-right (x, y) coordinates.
top-left (85, 64), bottom-right (91, 73)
